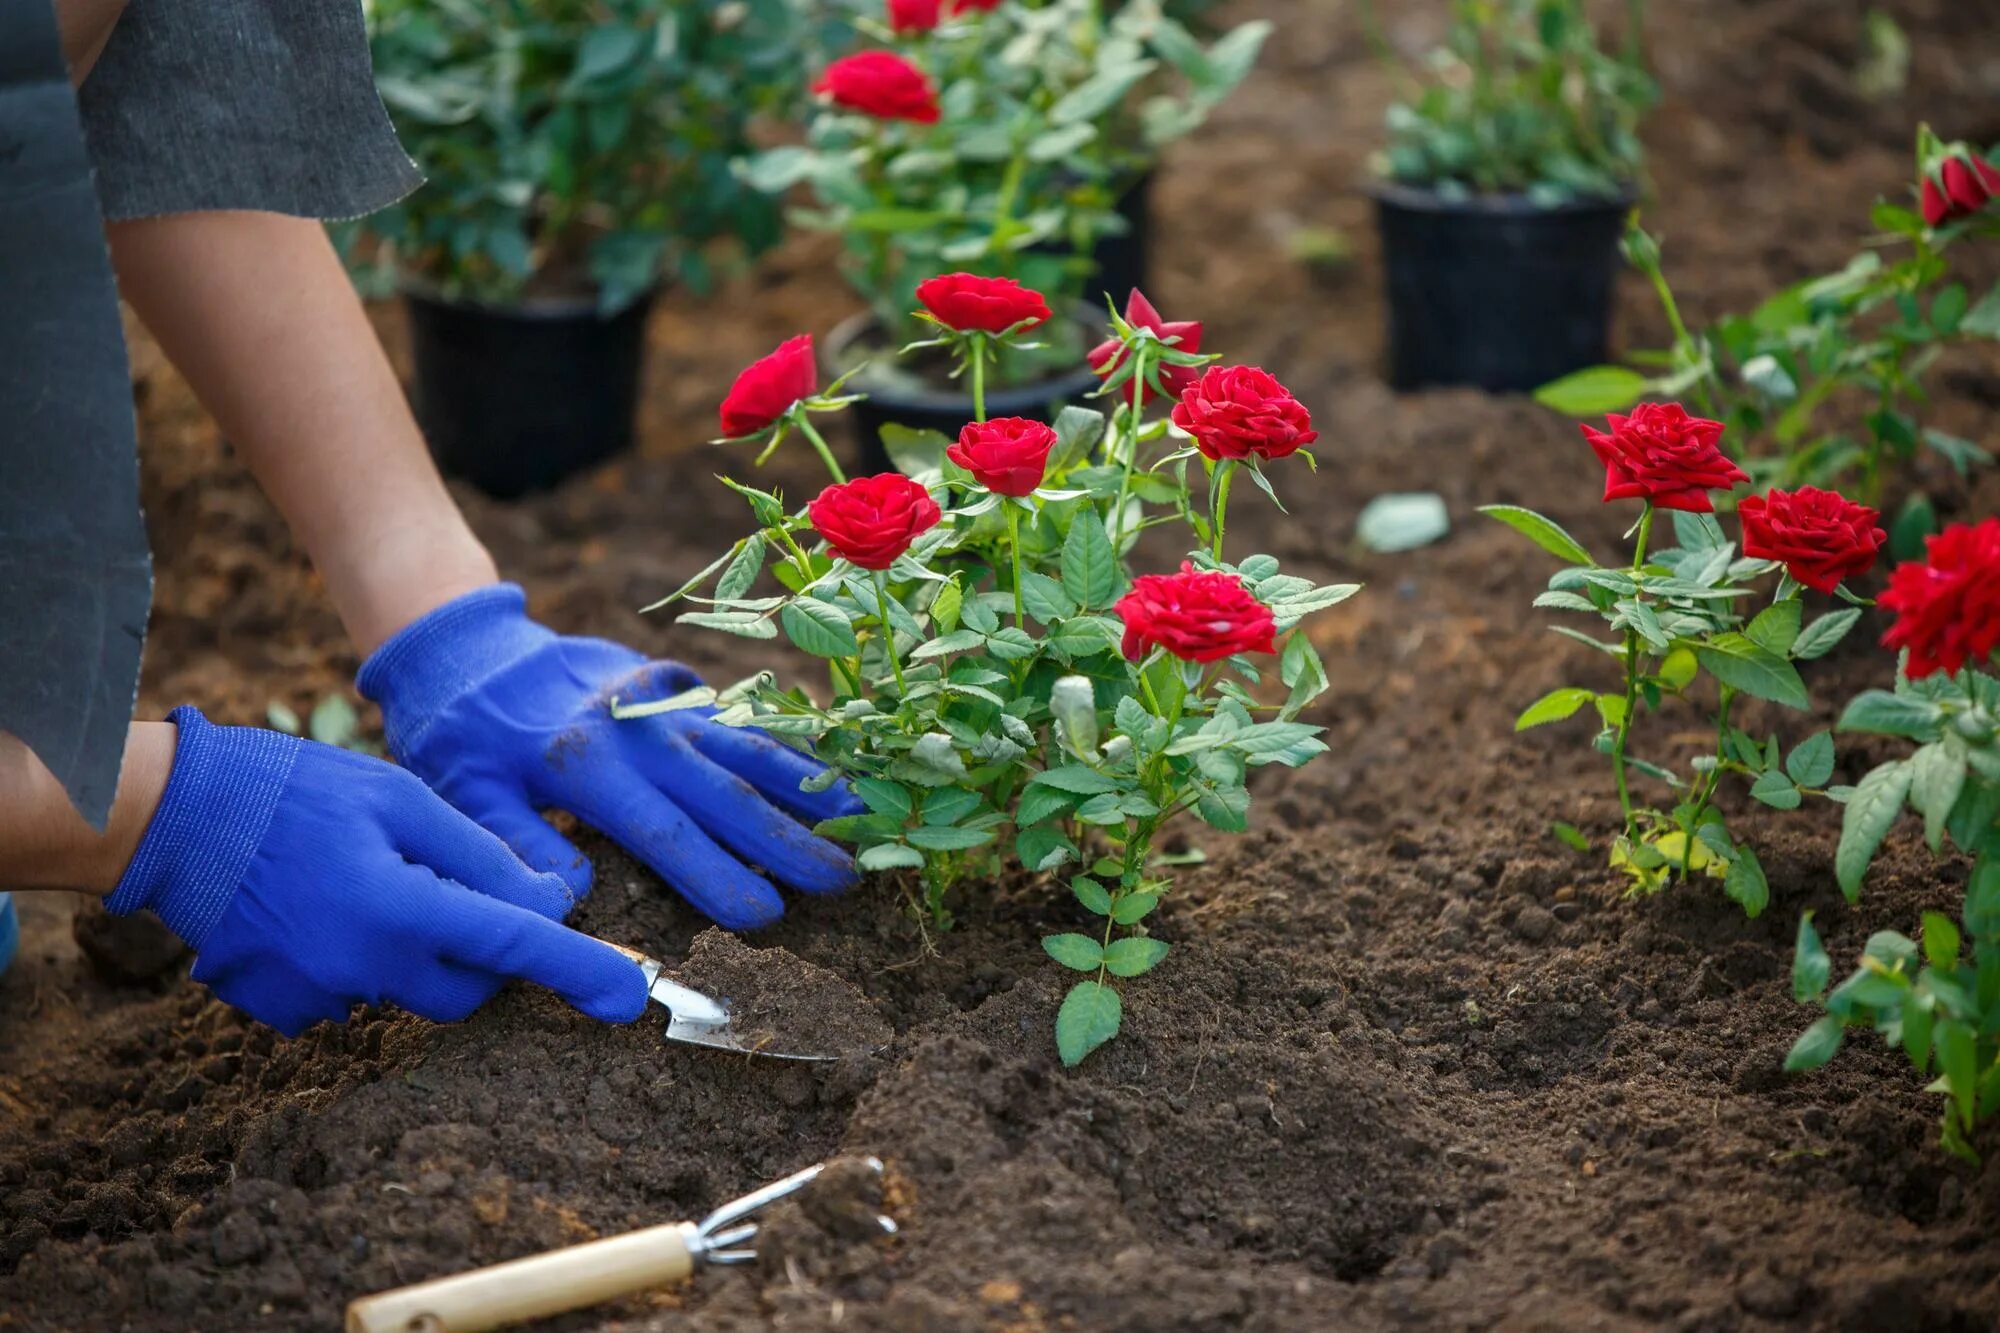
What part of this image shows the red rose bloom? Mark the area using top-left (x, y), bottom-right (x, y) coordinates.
top-left (1879, 518), bottom-right (2000, 679)
top-left (1737, 486), bottom-right (1885, 593)
top-left (1114, 562), bottom-right (1277, 663)
top-left (915, 273), bottom-right (1051, 335)
top-left (1169, 365), bottom-right (1317, 462)
top-left (886, 0), bottom-right (941, 32)
top-left (812, 52), bottom-right (940, 125)
top-left (946, 417), bottom-right (1057, 496)
top-left (807, 473), bottom-right (942, 570)
top-left (1920, 150), bottom-right (2000, 227)
top-left (1580, 402), bottom-right (1748, 513)
top-left (719, 334), bottom-right (817, 438)
top-left (1088, 289), bottom-right (1204, 405)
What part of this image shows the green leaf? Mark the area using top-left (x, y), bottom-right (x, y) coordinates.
top-left (1477, 505), bottom-right (1595, 566)
top-left (1745, 599), bottom-right (1803, 656)
top-left (1055, 980), bottom-right (1122, 1067)
top-left (1072, 878), bottom-right (1113, 916)
top-left (266, 701), bottom-right (302, 735)
top-left (1021, 571), bottom-right (1078, 624)
top-left (1061, 510), bottom-right (1119, 609)
top-left (1786, 732), bottom-right (1836, 787)
top-left (1552, 821), bottom-right (1591, 852)
top-left (853, 779), bottom-right (913, 820)
top-left (716, 535), bottom-right (765, 601)
top-left (1533, 365), bottom-right (1649, 416)
top-left (1724, 845), bottom-right (1770, 918)
top-left (1031, 764), bottom-right (1121, 795)
top-left (931, 579), bottom-right (963, 633)
top-left (1015, 824), bottom-right (1079, 872)
top-left (858, 843), bottom-right (925, 872)
top-left (780, 598), bottom-right (859, 657)
top-left (1939, 1021), bottom-right (1978, 1131)
top-left (1837, 690), bottom-right (1944, 739)
top-left (912, 629), bottom-right (987, 659)
top-left (1102, 937), bottom-right (1169, 977)
top-left (1111, 892), bottom-right (1161, 924)
top-left (1910, 742), bottom-right (1968, 852)
top-left (308, 694), bottom-right (359, 749)
top-left (1793, 912), bottom-right (1831, 1001)
top-left (1050, 58), bottom-right (1159, 126)
top-left (1515, 687), bottom-right (1595, 731)
top-left (1784, 1015), bottom-right (1846, 1072)
top-left (680, 610), bottom-right (779, 639)
top-left (1016, 784), bottom-right (1078, 828)
top-left (1043, 933), bottom-right (1105, 971)
top-left (1836, 760), bottom-right (1912, 900)
top-left (906, 825), bottom-right (996, 851)
top-left (1695, 634), bottom-right (1810, 709)
top-left (1922, 911), bottom-right (1962, 971)
top-left (1049, 406), bottom-right (1107, 472)
top-left (1793, 609), bottom-right (1861, 661)
top-left (573, 24), bottom-right (646, 81)
top-left (1751, 771), bottom-right (1802, 810)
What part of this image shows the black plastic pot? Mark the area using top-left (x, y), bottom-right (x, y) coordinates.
top-left (403, 285), bottom-right (657, 499)
top-left (1027, 171), bottom-right (1153, 308)
top-left (1373, 183), bottom-right (1631, 393)
top-left (827, 310), bottom-right (1105, 476)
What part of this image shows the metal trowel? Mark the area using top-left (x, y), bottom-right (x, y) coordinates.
top-left (601, 941), bottom-right (839, 1062)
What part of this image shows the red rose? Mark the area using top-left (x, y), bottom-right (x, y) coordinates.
top-left (1169, 365), bottom-right (1317, 462)
top-left (1737, 486), bottom-right (1884, 593)
top-left (812, 52), bottom-right (940, 125)
top-left (1114, 562), bottom-right (1277, 664)
top-left (807, 473), bottom-right (942, 570)
top-left (1088, 289), bottom-right (1204, 406)
top-left (719, 334), bottom-right (817, 438)
top-left (1920, 150), bottom-right (2000, 227)
top-left (946, 417), bottom-right (1057, 496)
top-left (886, 0), bottom-right (941, 31)
top-left (1879, 518), bottom-right (2000, 679)
top-left (1580, 402), bottom-right (1748, 513)
top-left (916, 273), bottom-right (1051, 335)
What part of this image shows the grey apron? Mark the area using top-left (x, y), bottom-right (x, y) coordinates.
top-left (1, 0), bottom-right (421, 826)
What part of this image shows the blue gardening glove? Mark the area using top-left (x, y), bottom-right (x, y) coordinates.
top-left (107, 707), bottom-right (648, 1036)
top-left (357, 584), bottom-right (860, 930)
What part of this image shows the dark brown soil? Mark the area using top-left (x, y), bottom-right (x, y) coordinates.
top-left (8, 0), bottom-right (2000, 1329)
top-left (669, 929), bottom-right (893, 1060)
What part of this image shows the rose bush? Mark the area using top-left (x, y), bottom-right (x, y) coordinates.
top-left (639, 275), bottom-right (1355, 1064)
top-left (1879, 518), bottom-right (2000, 680)
top-left (1489, 404), bottom-right (1876, 907)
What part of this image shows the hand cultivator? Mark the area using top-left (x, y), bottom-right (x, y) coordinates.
top-left (345, 1158), bottom-right (895, 1332)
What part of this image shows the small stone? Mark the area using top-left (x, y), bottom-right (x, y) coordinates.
top-left (1512, 905), bottom-right (1556, 942)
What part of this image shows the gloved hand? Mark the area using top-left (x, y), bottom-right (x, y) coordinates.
top-left (357, 584), bottom-right (859, 930)
top-left (107, 707), bottom-right (648, 1036)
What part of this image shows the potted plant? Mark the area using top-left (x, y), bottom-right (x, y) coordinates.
top-left (738, 0), bottom-right (1267, 463)
top-left (346, 0), bottom-right (801, 497)
top-left (1368, 0), bottom-right (1655, 392)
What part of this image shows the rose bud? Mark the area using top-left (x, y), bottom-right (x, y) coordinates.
top-left (946, 417), bottom-right (1058, 496)
top-left (887, 0), bottom-right (942, 32)
top-left (812, 51), bottom-right (941, 125)
top-left (1580, 402), bottom-right (1748, 513)
top-left (719, 334), bottom-right (818, 438)
top-left (1114, 562), bottom-right (1278, 663)
top-left (1088, 289), bottom-right (1204, 405)
top-left (916, 273), bottom-right (1052, 335)
top-left (1737, 486), bottom-right (1885, 593)
top-left (807, 473), bottom-right (943, 570)
top-left (1169, 365), bottom-right (1318, 463)
top-left (1879, 517), bottom-right (2000, 679)
top-left (1921, 149), bottom-right (2000, 227)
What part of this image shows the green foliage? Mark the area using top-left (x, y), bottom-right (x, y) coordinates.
top-left (745, 0), bottom-right (1267, 349)
top-left (1490, 500), bottom-right (1863, 911)
top-left (1371, 0), bottom-right (1655, 201)
top-left (346, 0), bottom-right (806, 311)
top-left (268, 694), bottom-right (383, 757)
top-left (1537, 133), bottom-right (2000, 501)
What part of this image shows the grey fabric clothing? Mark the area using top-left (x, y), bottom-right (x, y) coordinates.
top-left (0, 0), bottom-right (152, 828)
top-left (77, 0), bottom-right (422, 221)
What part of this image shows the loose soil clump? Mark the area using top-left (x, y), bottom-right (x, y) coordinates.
top-left (669, 929), bottom-right (892, 1060)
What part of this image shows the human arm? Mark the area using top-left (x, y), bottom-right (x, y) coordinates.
top-left (53, 0), bottom-right (126, 83)
top-left (0, 723), bottom-right (173, 893)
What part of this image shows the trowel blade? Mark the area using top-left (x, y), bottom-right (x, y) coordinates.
top-left (646, 967), bottom-right (837, 1063)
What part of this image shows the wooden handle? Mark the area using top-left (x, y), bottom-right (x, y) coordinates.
top-left (344, 1220), bottom-right (697, 1333)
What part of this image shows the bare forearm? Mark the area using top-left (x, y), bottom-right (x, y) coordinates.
top-left (0, 724), bottom-right (174, 893)
top-left (55, 0), bottom-right (127, 82)
top-left (106, 211), bottom-right (498, 654)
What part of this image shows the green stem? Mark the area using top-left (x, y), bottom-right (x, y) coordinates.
top-left (872, 570), bottom-right (906, 693)
top-left (1106, 347), bottom-right (1149, 552)
top-left (1005, 502), bottom-right (1026, 628)
top-left (971, 338), bottom-right (988, 424)
top-left (1681, 686), bottom-right (1735, 880)
top-left (1609, 503), bottom-right (1655, 841)
top-left (797, 418), bottom-right (847, 484)
top-left (1211, 461), bottom-right (1236, 561)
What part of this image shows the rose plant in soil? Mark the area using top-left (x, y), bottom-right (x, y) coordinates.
top-left (1538, 127), bottom-right (2000, 506)
top-left (1488, 402), bottom-right (1881, 909)
top-left (637, 278), bottom-right (1353, 1064)
top-left (1786, 519), bottom-right (2000, 1158)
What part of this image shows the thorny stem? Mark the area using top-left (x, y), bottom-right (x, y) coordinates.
top-left (1211, 461), bottom-right (1236, 561)
top-left (872, 570), bottom-right (906, 693)
top-left (1005, 502), bottom-right (1026, 628)
top-left (1610, 503), bottom-right (1655, 841)
top-left (797, 418), bottom-right (848, 484)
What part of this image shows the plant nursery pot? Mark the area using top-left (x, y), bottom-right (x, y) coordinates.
top-left (827, 310), bottom-right (1106, 475)
top-left (1371, 182), bottom-right (1632, 393)
top-left (403, 285), bottom-right (657, 499)
top-left (1028, 170), bottom-right (1154, 308)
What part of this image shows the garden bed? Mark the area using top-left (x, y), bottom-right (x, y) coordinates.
top-left (8, 0), bottom-right (2000, 1327)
